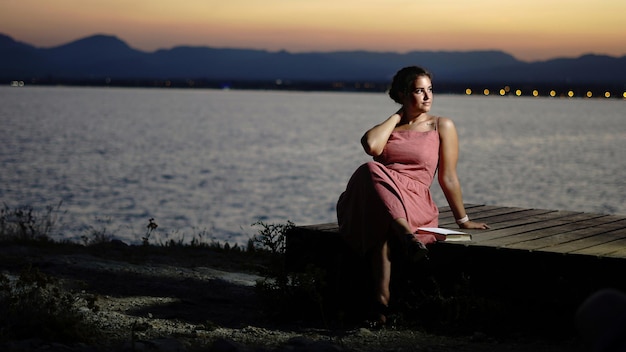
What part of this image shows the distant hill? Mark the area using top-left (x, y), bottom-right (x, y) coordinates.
top-left (1, 33), bottom-right (624, 90)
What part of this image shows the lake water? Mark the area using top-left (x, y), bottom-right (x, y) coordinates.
top-left (1, 86), bottom-right (624, 245)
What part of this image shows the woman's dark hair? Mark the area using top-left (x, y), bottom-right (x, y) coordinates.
top-left (388, 66), bottom-right (433, 104)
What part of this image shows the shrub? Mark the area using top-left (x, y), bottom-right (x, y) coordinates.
top-left (251, 221), bottom-right (329, 324)
top-left (250, 220), bottom-right (294, 255)
top-left (0, 266), bottom-right (99, 343)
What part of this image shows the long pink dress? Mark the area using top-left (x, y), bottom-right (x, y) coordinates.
top-left (336, 128), bottom-right (440, 256)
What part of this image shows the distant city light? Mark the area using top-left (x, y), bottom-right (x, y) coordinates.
top-left (433, 86), bottom-right (621, 99)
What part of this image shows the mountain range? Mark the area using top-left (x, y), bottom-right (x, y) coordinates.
top-left (1, 33), bottom-right (624, 90)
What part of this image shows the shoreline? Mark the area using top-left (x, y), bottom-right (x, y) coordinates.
top-left (5, 79), bottom-right (625, 99)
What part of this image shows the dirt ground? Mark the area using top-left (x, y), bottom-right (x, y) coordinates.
top-left (0, 242), bottom-right (587, 351)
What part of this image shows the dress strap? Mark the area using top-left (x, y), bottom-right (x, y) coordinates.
top-left (434, 116), bottom-right (440, 130)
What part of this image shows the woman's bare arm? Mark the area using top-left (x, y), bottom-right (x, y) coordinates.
top-left (437, 117), bottom-right (489, 229)
top-left (361, 113), bottom-right (401, 156)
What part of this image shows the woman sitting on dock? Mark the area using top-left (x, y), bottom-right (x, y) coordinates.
top-left (336, 65), bottom-right (489, 328)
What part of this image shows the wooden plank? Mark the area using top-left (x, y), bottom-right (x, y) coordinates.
top-left (512, 217), bottom-right (626, 252)
top-left (438, 205), bottom-right (545, 226)
top-left (471, 208), bottom-right (557, 224)
top-left (466, 210), bottom-right (579, 245)
top-left (440, 209), bottom-right (557, 229)
top-left (299, 222), bottom-right (338, 232)
top-left (604, 240), bottom-right (626, 258)
top-left (544, 219), bottom-right (626, 255)
top-left (568, 229), bottom-right (626, 256)
top-left (438, 204), bottom-right (503, 218)
top-left (494, 213), bottom-right (611, 250)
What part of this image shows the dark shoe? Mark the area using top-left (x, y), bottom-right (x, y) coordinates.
top-left (364, 302), bottom-right (390, 330)
top-left (404, 234), bottom-right (429, 262)
top-left (364, 317), bottom-right (386, 330)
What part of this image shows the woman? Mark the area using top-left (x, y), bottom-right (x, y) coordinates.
top-left (336, 65), bottom-right (489, 327)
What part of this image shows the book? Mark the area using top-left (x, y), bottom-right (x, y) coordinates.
top-left (417, 227), bottom-right (472, 242)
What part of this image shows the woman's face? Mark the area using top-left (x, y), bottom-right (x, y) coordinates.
top-left (403, 75), bottom-right (433, 113)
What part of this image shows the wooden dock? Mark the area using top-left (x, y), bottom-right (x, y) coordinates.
top-left (285, 204), bottom-right (626, 334)
top-left (438, 204), bottom-right (626, 258)
top-left (289, 204), bottom-right (626, 260)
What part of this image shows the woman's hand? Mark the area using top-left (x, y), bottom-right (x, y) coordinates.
top-left (459, 221), bottom-right (490, 230)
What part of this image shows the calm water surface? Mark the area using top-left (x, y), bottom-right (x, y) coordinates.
top-left (1, 86), bottom-right (624, 245)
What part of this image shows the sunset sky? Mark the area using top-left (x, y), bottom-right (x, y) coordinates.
top-left (2, 0), bottom-right (625, 62)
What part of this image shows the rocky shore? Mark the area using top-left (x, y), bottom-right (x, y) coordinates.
top-left (0, 241), bottom-right (584, 352)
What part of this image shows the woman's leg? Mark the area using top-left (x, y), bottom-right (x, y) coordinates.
top-left (369, 219), bottom-right (410, 323)
top-left (370, 239), bottom-right (391, 325)
top-left (369, 218), bottom-right (430, 326)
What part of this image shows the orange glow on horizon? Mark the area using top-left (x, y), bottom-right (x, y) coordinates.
top-left (2, 0), bottom-right (625, 61)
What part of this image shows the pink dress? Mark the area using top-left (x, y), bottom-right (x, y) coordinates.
top-left (336, 128), bottom-right (440, 256)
